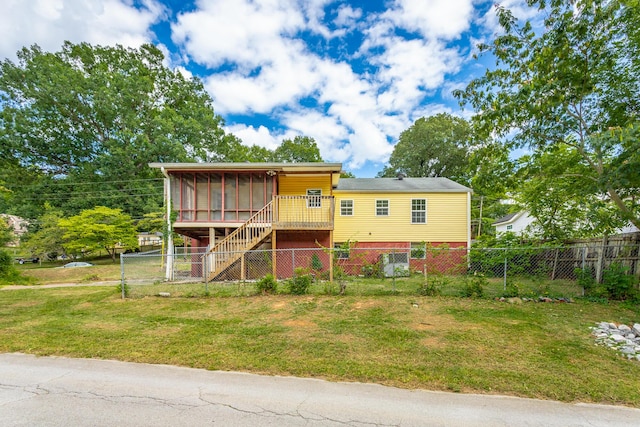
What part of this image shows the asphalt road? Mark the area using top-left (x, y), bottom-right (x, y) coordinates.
top-left (1, 353), bottom-right (639, 426)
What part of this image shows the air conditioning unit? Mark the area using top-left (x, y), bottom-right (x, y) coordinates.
top-left (380, 252), bottom-right (410, 277)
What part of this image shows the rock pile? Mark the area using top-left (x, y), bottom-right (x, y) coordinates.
top-left (591, 322), bottom-right (640, 361)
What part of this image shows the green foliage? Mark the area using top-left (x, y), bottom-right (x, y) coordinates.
top-left (361, 261), bottom-right (383, 278)
top-left (602, 263), bottom-right (638, 301)
top-left (59, 206), bottom-right (138, 262)
top-left (501, 282), bottom-right (520, 298)
top-left (378, 113), bottom-right (472, 183)
top-left (0, 217), bottom-right (13, 246)
top-left (288, 267), bottom-right (313, 295)
top-left (456, 0), bottom-right (640, 232)
top-left (471, 235), bottom-right (553, 278)
top-left (574, 267), bottom-right (597, 295)
top-left (21, 203), bottom-right (65, 259)
top-left (515, 145), bottom-right (625, 240)
top-left (410, 242), bottom-right (426, 260)
top-left (310, 254), bottom-right (323, 272)
top-left (0, 42), bottom-right (241, 217)
top-left (461, 273), bottom-right (486, 298)
top-left (417, 274), bottom-right (446, 296)
top-left (0, 250), bottom-right (12, 277)
top-left (255, 274), bottom-right (278, 295)
top-left (272, 136), bottom-right (323, 163)
top-left (117, 282), bottom-right (130, 298)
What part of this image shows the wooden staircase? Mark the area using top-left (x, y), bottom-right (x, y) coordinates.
top-left (204, 201), bottom-right (273, 281)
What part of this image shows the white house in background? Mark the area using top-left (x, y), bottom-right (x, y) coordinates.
top-left (492, 211), bottom-right (535, 236)
top-left (493, 210), bottom-right (640, 236)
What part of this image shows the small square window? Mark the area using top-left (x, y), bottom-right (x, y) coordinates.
top-left (334, 243), bottom-right (350, 259)
top-left (340, 200), bottom-right (353, 216)
top-left (410, 242), bottom-right (426, 259)
top-left (376, 200), bottom-right (389, 216)
top-left (307, 189), bottom-right (322, 208)
top-left (506, 225), bottom-right (513, 230)
top-left (411, 199), bottom-right (426, 224)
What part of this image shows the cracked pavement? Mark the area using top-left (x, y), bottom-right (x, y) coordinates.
top-left (1, 353), bottom-right (639, 426)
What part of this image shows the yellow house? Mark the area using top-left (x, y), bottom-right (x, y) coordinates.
top-left (149, 162), bottom-right (471, 280)
top-left (333, 176), bottom-right (471, 275)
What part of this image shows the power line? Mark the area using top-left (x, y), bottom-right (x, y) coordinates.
top-left (18, 192), bottom-right (164, 201)
top-left (3, 177), bottom-right (164, 188)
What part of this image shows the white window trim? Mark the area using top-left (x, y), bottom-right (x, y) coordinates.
top-left (307, 189), bottom-right (322, 208)
top-left (340, 199), bottom-right (354, 216)
top-left (411, 198), bottom-right (427, 224)
top-left (375, 199), bottom-right (389, 216)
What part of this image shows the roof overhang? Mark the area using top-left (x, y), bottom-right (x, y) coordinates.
top-left (149, 162), bottom-right (343, 174)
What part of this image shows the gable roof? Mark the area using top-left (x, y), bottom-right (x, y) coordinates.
top-left (492, 212), bottom-right (522, 226)
top-left (335, 177), bottom-right (472, 193)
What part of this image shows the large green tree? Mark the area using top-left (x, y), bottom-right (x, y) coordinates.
top-left (59, 206), bottom-right (138, 262)
top-left (378, 113), bottom-right (472, 183)
top-left (515, 145), bottom-right (624, 240)
top-left (0, 42), bottom-right (244, 218)
top-left (0, 216), bottom-right (13, 247)
top-left (456, 0), bottom-right (640, 231)
top-left (21, 203), bottom-right (66, 260)
top-left (272, 136), bottom-right (323, 162)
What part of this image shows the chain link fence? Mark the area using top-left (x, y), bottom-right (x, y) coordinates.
top-left (120, 244), bottom-right (640, 299)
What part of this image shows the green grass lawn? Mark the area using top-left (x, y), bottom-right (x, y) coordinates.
top-left (1, 283), bottom-right (639, 407)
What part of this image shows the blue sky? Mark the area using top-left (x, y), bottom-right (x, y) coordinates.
top-left (0, 0), bottom-right (533, 177)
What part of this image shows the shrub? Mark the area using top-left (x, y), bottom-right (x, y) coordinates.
top-left (602, 263), bottom-right (638, 301)
top-left (417, 273), bottom-right (447, 296)
top-left (288, 267), bottom-right (312, 295)
top-left (0, 250), bottom-right (13, 277)
top-left (117, 282), bottom-right (130, 298)
top-left (574, 267), bottom-right (596, 294)
top-left (361, 261), bottom-right (382, 278)
top-left (461, 273), bottom-right (486, 298)
top-left (256, 274), bottom-right (278, 295)
top-left (310, 254), bottom-right (323, 272)
top-left (501, 282), bottom-right (520, 298)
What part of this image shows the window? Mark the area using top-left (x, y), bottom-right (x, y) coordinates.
top-left (340, 200), bottom-right (353, 216)
top-left (411, 199), bottom-right (426, 223)
top-left (410, 242), bottom-right (426, 259)
top-left (307, 189), bottom-right (322, 208)
top-left (506, 225), bottom-right (513, 230)
top-left (376, 200), bottom-right (389, 216)
top-left (334, 243), bottom-right (350, 259)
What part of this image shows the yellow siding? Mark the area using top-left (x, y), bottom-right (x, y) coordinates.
top-left (278, 174), bottom-right (333, 196)
top-left (334, 192), bottom-right (468, 243)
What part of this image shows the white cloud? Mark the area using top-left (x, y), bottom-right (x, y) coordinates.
top-left (333, 4), bottom-right (362, 28)
top-left (226, 124), bottom-right (282, 150)
top-left (479, 0), bottom-right (539, 36)
top-left (171, 0), bottom-right (304, 70)
top-left (0, 0), bottom-right (164, 60)
top-left (384, 0), bottom-right (474, 40)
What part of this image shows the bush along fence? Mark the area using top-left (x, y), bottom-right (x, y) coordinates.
top-left (119, 244), bottom-right (640, 300)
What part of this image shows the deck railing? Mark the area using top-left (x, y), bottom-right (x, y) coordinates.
top-left (273, 195), bottom-right (334, 230)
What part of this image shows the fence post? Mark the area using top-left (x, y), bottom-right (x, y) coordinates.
top-left (120, 253), bottom-right (125, 299)
top-left (503, 251), bottom-right (507, 291)
top-left (204, 253), bottom-right (209, 294)
top-left (551, 248), bottom-right (559, 280)
top-left (596, 236), bottom-right (607, 283)
top-left (392, 248), bottom-right (396, 293)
